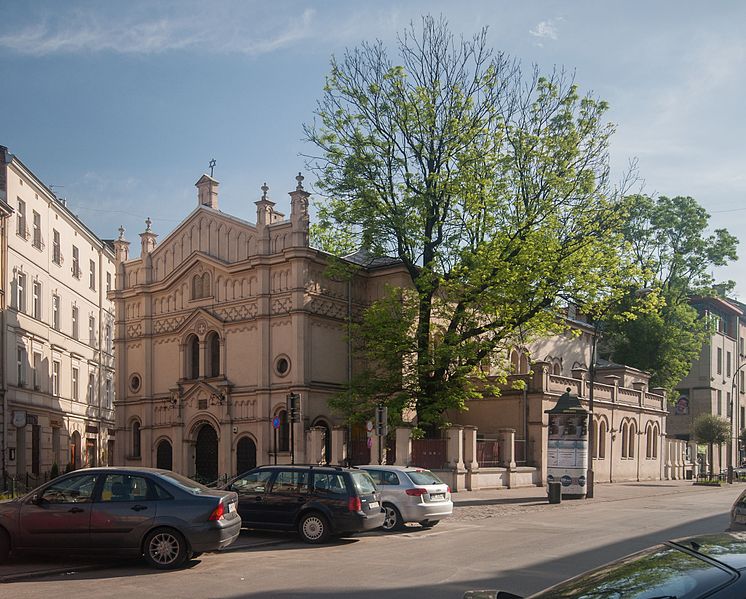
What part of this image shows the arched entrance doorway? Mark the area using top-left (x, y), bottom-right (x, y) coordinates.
top-left (195, 424), bottom-right (218, 484)
top-left (156, 439), bottom-right (173, 470)
top-left (236, 437), bottom-right (256, 475)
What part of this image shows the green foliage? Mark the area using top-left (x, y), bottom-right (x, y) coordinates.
top-left (604, 195), bottom-right (738, 394)
top-left (692, 413), bottom-right (730, 445)
top-left (307, 16), bottom-right (634, 426)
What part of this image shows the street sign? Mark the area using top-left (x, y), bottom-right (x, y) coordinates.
top-left (272, 417), bottom-right (281, 429)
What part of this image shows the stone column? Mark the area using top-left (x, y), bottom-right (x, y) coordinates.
top-left (331, 426), bottom-right (346, 466)
top-left (464, 426), bottom-right (479, 491)
top-left (306, 426), bottom-right (325, 465)
top-left (664, 437), bottom-right (672, 480)
top-left (447, 426), bottom-right (465, 470)
top-left (395, 427), bottom-right (412, 466)
top-left (498, 428), bottom-right (516, 468)
top-left (604, 375), bottom-right (620, 403)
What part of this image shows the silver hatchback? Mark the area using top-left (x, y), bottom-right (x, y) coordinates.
top-left (359, 465), bottom-right (453, 531)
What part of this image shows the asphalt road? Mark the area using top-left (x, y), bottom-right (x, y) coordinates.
top-left (1, 481), bottom-right (740, 598)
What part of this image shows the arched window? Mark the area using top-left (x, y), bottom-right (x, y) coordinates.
top-left (628, 421), bottom-right (637, 458)
top-left (652, 424), bottom-right (659, 459)
top-left (277, 409), bottom-right (289, 452)
top-left (202, 273), bottom-right (211, 297)
top-left (132, 421), bottom-right (141, 458)
top-left (186, 334), bottom-right (200, 379)
top-left (621, 421), bottom-right (629, 458)
top-left (236, 436), bottom-right (257, 474)
top-left (510, 350), bottom-right (520, 373)
top-left (206, 331), bottom-right (220, 378)
top-left (192, 274), bottom-right (203, 300)
top-left (645, 423), bottom-right (653, 459)
top-left (598, 420), bottom-right (607, 459)
top-left (519, 353), bottom-right (529, 374)
top-left (552, 361), bottom-right (561, 375)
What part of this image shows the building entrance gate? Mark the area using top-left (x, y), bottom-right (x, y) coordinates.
top-left (195, 424), bottom-right (218, 484)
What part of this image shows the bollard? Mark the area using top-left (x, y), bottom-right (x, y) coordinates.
top-left (547, 481), bottom-right (562, 504)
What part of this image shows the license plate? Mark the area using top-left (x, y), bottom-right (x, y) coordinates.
top-left (430, 493), bottom-right (444, 500)
top-left (228, 502), bottom-right (236, 513)
top-left (368, 501), bottom-right (379, 509)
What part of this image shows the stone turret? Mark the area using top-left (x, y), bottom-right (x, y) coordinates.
top-left (140, 217), bottom-right (157, 256)
top-left (289, 172), bottom-right (310, 247)
top-left (113, 225), bottom-right (130, 263)
top-left (196, 174), bottom-right (219, 210)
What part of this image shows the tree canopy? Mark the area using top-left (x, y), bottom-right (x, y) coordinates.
top-left (306, 16), bottom-right (635, 426)
top-left (603, 195), bottom-right (738, 394)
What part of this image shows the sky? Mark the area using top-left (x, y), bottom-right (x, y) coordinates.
top-left (1, 1), bottom-right (745, 297)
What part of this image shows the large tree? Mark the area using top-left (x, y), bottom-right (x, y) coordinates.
top-left (603, 195), bottom-right (738, 394)
top-left (306, 16), bottom-right (634, 426)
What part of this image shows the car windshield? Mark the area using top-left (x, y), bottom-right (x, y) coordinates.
top-left (157, 471), bottom-right (209, 494)
top-left (407, 470), bottom-right (444, 485)
top-left (351, 471), bottom-right (377, 495)
top-left (529, 544), bottom-right (735, 599)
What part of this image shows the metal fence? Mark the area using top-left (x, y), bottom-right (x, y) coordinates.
top-left (476, 440), bottom-right (500, 467)
top-left (1, 471), bottom-right (54, 498)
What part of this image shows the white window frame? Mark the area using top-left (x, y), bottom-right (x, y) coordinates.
top-left (72, 366), bottom-right (79, 401)
top-left (52, 360), bottom-right (60, 396)
top-left (17, 272), bottom-right (26, 312)
top-left (32, 281), bottom-right (41, 319)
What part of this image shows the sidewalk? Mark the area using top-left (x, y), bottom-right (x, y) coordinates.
top-left (0, 480), bottom-right (735, 583)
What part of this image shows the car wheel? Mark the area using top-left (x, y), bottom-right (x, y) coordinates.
top-left (382, 503), bottom-right (404, 531)
top-left (143, 528), bottom-right (188, 569)
top-left (0, 529), bottom-right (9, 563)
top-left (298, 512), bottom-right (330, 544)
top-left (419, 520), bottom-right (440, 528)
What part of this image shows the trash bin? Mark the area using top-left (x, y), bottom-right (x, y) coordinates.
top-left (548, 481), bottom-right (562, 504)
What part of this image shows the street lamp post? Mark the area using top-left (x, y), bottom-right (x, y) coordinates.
top-left (586, 324), bottom-right (599, 499)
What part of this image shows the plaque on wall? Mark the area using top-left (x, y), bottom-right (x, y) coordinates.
top-left (12, 411), bottom-right (26, 428)
top-left (86, 425), bottom-right (99, 434)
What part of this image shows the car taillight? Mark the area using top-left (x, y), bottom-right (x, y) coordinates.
top-left (348, 496), bottom-right (362, 512)
top-left (405, 488), bottom-right (427, 497)
top-left (209, 502), bottom-right (225, 521)
top-left (447, 486), bottom-right (451, 494)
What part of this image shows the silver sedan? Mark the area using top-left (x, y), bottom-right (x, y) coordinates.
top-left (359, 465), bottom-right (453, 531)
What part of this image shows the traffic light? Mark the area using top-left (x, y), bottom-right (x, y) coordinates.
top-left (286, 393), bottom-right (301, 423)
top-left (375, 404), bottom-right (388, 437)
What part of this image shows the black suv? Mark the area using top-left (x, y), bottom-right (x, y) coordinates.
top-left (223, 465), bottom-right (384, 543)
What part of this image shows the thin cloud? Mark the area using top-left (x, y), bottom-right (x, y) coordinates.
top-left (0, 9), bottom-right (316, 56)
top-left (529, 20), bottom-right (558, 41)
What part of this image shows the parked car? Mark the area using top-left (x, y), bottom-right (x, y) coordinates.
top-left (0, 467), bottom-right (240, 569)
top-left (223, 465), bottom-right (384, 543)
top-left (358, 465), bottom-right (452, 531)
top-left (464, 533), bottom-right (746, 598)
top-left (729, 486), bottom-right (746, 530)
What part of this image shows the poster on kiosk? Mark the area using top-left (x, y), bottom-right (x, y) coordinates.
top-left (546, 388), bottom-right (589, 498)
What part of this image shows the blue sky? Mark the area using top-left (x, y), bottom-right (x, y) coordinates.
top-left (2, 1), bottom-right (745, 296)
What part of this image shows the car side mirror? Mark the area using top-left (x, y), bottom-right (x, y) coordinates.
top-left (30, 493), bottom-right (43, 505)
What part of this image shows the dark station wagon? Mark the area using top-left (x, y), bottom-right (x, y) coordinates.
top-left (224, 465), bottom-right (385, 543)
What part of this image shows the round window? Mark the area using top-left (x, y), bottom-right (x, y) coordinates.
top-left (275, 356), bottom-right (290, 376)
top-left (129, 374), bottom-right (142, 393)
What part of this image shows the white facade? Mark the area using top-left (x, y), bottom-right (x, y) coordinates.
top-left (0, 146), bottom-right (116, 483)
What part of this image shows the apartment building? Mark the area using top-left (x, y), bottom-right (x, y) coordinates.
top-left (0, 146), bottom-right (116, 483)
top-left (667, 296), bottom-right (746, 472)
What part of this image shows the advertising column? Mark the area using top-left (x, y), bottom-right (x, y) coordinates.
top-left (546, 388), bottom-right (589, 498)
